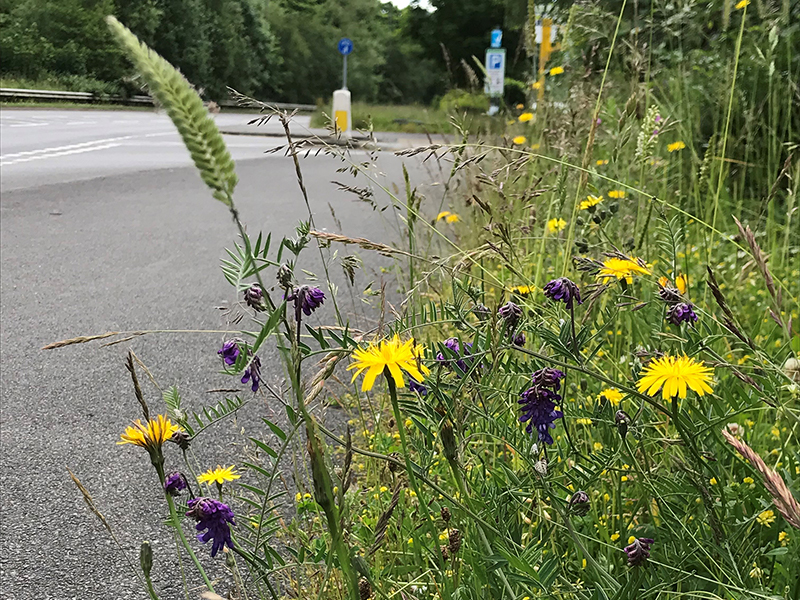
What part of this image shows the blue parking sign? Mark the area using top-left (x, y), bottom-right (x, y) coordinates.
top-left (338, 38), bottom-right (353, 55)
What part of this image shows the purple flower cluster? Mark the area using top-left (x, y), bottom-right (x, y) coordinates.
top-left (186, 497), bottom-right (236, 557)
top-left (244, 283), bottom-right (265, 312)
top-left (287, 285), bottom-right (325, 323)
top-left (218, 340), bottom-right (240, 366)
top-left (666, 302), bottom-right (698, 326)
top-left (436, 338), bottom-right (472, 374)
top-left (518, 367), bottom-right (565, 445)
top-left (512, 332), bottom-right (526, 347)
top-left (543, 277), bottom-right (582, 310)
top-left (498, 301), bottom-right (522, 329)
top-left (409, 379), bottom-right (428, 396)
top-left (164, 472), bottom-right (188, 496)
top-left (241, 356), bottom-right (262, 392)
top-left (624, 537), bottom-right (654, 567)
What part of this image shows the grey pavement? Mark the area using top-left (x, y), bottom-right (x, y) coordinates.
top-left (0, 108), bottom-right (442, 599)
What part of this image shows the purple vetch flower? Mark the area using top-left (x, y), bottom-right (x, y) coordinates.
top-left (543, 277), bottom-right (582, 310)
top-left (512, 332), bottom-right (526, 347)
top-left (218, 340), bottom-right (240, 366)
top-left (287, 285), bottom-right (325, 323)
top-left (186, 497), bottom-right (236, 557)
top-left (518, 385), bottom-right (564, 445)
top-left (164, 472), bottom-right (188, 496)
top-left (666, 302), bottom-right (698, 326)
top-left (654, 114), bottom-right (662, 124)
top-left (569, 490), bottom-right (590, 515)
top-left (241, 356), bottom-right (262, 392)
top-left (658, 286), bottom-right (682, 304)
top-left (498, 301), bottom-right (523, 329)
top-left (435, 338), bottom-right (475, 374)
top-left (472, 304), bottom-right (491, 321)
top-left (530, 367), bottom-right (566, 391)
top-left (409, 379), bottom-right (428, 396)
top-left (624, 537), bottom-right (654, 567)
top-left (244, 283), bottom-right (265, 311)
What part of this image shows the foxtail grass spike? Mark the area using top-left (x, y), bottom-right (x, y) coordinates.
top-left (106, 16), bottom-right (238, 207)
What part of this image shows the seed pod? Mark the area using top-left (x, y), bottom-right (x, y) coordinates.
top-left (448, 528), bottom-right (462, 555)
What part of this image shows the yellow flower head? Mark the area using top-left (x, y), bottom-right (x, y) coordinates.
top-left (512, 135), bottom-right (527, 145)
top-left (637, 354), bottom-right (714, 400)
top-left (198, 465), bottom-right (241, 485)
top-left (597, 257), bottom-right (651, 284)
top-left (735, 0), bottom-right (749, 9)
top-left (547, 218), bottom-right (567, 233)
top-left (532, 81), bottom-right (542, 90)
top-left (446, 213), bottom-right (460, 223)
top-left (436, 211), bottom-right (451, 221)
top-left (515, 103), bottom-right (524, 110)
top-left (518, 112), bottom-right (534, 123)
top-left (599, 388), bottom-right (624, 407)
top-left (510, 285), bottom-right (534, 296)
top-left (118, 414), bottom-right (179, 451)
top-left (347, 335), bottom-right (430, 391)
top-left (675, 274), bottom-right (688, 294)
top-left (668, 141), bottom-right (686, 153)
top-left (579, 195), bottom-right (603, 210)
top-left (779, 531), bottom-right (789, 545)
top-left (756, 509), bottom-right (776, 527)
top-left (607, 190), bottom-right (626, 199)
top-left (549, 66), bottom-right (564, 76)
top-left (596, 159), bottom-right (609, 166)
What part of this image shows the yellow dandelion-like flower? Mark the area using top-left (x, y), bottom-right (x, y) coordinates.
top-left (779, 531), bottom-right (789, 546)
top-left (198, 465), bottom-right (241, 485)
top-left (436, 211), bottom-right (451, 221)
top-left (446, 213), bottom-right (460, 223)
top-left (579, 195), bottom-right (603, 210)
top-left (549, 66), bottom-right (564, 76)
top-left (599, 388), bottom-right (624, 407)
top-left (610, 532), bottom-right (620, 541)
top-left (735, 0), bottom-right (749, 8)
top-left (518, 112), bottom-right (534, 123)
top-left (547, 218), bottom-right (567, 233)
top-left (743, 477), bottom-right (754, 485)
top-left (668, 141), bottom-right (686, 153)
top-left (510, 285), bottom-right (534, 296)
top-left (607, 190), bottom-right (626, 199)
top-left (636, 354), bottom-right (714, 400)
top-left (532, 80), bottom-right (542, 90)
top-left (658, 276), bottom-right (670, 288)
top-left (756, 509), bottom-right (776, 527)
top-left (596, 159), bottom-right (609, 166)
top-left (675, 274), bottom-right (688, 294)
top-left (597, 257), bottom-right (651, 284)
top-left (512, 135), bottom-right (527, 145)
top-left (347, 335), bottom-right (430, 392)
top-left (118, 414), bottom-right (179, 451)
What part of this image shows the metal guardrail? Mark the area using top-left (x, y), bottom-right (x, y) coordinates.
top-left (0, 87), bottom-right (317, 112)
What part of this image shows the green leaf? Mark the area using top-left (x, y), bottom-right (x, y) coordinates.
top-left (262, 418), bottom-right (287, 441)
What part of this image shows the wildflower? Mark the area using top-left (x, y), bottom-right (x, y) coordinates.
top-left (171, 429), bottom-right (191, 450)
top-left (579, 195), bottom-right (603, 211)
top-left (276, 263), bottom-right (293, 288)
top-left (599, 388), bottom-right (623, 406)
top-left (348, 335), bottom-right (429, 392)
top-left (637, 354), bottom-right (714, 400)
top-left (164, 472), bottom-right (188, 496)
top-left (446, 213), bottom-right (460, 223)
top-left (598, 257), bottom-right (651, 284)
top-left (409, 378), bottom-right (428, 396)
top-left (756, 510), bottom-right (776, 527)
top-left (667, 141), bottom-right (686, 153)
top-left (218, 340), bottom-right (240, 366)
top-left (779, 531), bottom-right (789, 546)
top-left (532, 80), bottom-right (542, 90)
top-left (472, 303), bottom-right (491, 321)
top-left (531, 367), bottom-right (566, 390)
top-left (441, 506), bottom-right (451, 523)
top-left (519, 368), bottom-right (565, 444)
top-left (709, 477), bottom-right (718, 485)
top-left (186, 497), bottom-right (235, 557)
top-left (436, 211), bottom-right (451, 221)
top-left (608, 190), bottom-right (626, 199)
top-left (543, 277), bottom-right (582, 309)
top-left (623, 537), bottom-right (654, 567)
top-left (513, 135), bottom-right (527, 145)
top-left (749, 563), bottom-right (762, 578)
top-left (511, 285), bottom-right (534, 296)
top-left (547, 218), bottom-right (567, 233)
top-left (448, 528), bottom-right (462, 554)
top-left (657, 281), bottom-right (683, 304)
top-left (666, 302), bottom-right (698, 326)
top-left (549, 66), bottom-right (564, 76)
top-left (610, 532), bottom-right (620, 541)
top-left (198, 465), bottom-right (240, 486)
top-left (359, 578), bottom-right (372, 600)
top-left (241, 356), bottom-right (262, 392)
top-left (436, 337), bottom-right (470, 373)
top-left (593, 441), bottom-right (604, 451)
top-left (498, 301), bottom-right (523, 329)
top-left (743, 477), bottom-right (754, 485)
top-left (675, 274), bottom-right (687, 294)
top-left (287, 285), bottom-right (325, 323)
top-left (513, 332), bottom-right (526, 347)
top-left (596, 159), bottom-right (609, 166)
top-left (518, 112), bottom-right (534, 123)
top-left (735, 0), bottom-right (749, 9)
top-left (569, 490), bottom-right (590, 515)
top-left (118, 415), bottom-right (180, 452)
top-left (515, 103), bottom-right (524, 110)
top-left (244, 283), bottom-right (265, 311)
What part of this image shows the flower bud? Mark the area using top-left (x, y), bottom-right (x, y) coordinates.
top-left (244, 283), bottom-right (265, 312)
top-left (615, 410), bottom-right (630, 440)
top-left (170, 430), bottom-right (191, 450)
top-left (569, 490), bottom-right (590, 516)
top-left (277, 263), bottom-right (293, 288)
top-left (624, 537), bottom-right (654, 567)
top-left (139, 541), bottom-right (153, 579)
top-left (359, 578), bottom-right (371, 600)
top-left (448, 528), bottom-right (462, 555)
top-left (441, 506), bottom-right (451, 523)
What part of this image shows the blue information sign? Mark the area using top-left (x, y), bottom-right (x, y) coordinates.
top-left (490, 28), bottom-right (502, 48)
top-left (338, 38), bottom-right (354, 55)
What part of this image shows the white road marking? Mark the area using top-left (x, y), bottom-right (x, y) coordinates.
top-left (8, 122), bottom-right (49, 128)
top-left (0, 136), bottom-right (135, 160)
top-left (0, 143), bottom-right (123, 166)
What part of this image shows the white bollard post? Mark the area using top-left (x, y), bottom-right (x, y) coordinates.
top-left (332, 88), bottom-right (352, 139)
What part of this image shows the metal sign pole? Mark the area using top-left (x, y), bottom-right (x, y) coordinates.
top-left (343, 54), bottom-right (348, 90)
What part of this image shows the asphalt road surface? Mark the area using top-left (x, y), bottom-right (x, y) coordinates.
top-left (0, 109), bottom-right (441, 599)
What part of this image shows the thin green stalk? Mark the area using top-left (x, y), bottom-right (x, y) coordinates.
top-left (165, 493), bottom-right (216, 592)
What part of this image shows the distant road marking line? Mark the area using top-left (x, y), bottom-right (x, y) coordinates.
top-left (0, 136), bottom-right (134, 160)
top-left (0, 143), bottom-right (123, 166)
top-left (8, 122), bottom-right (49, 128)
